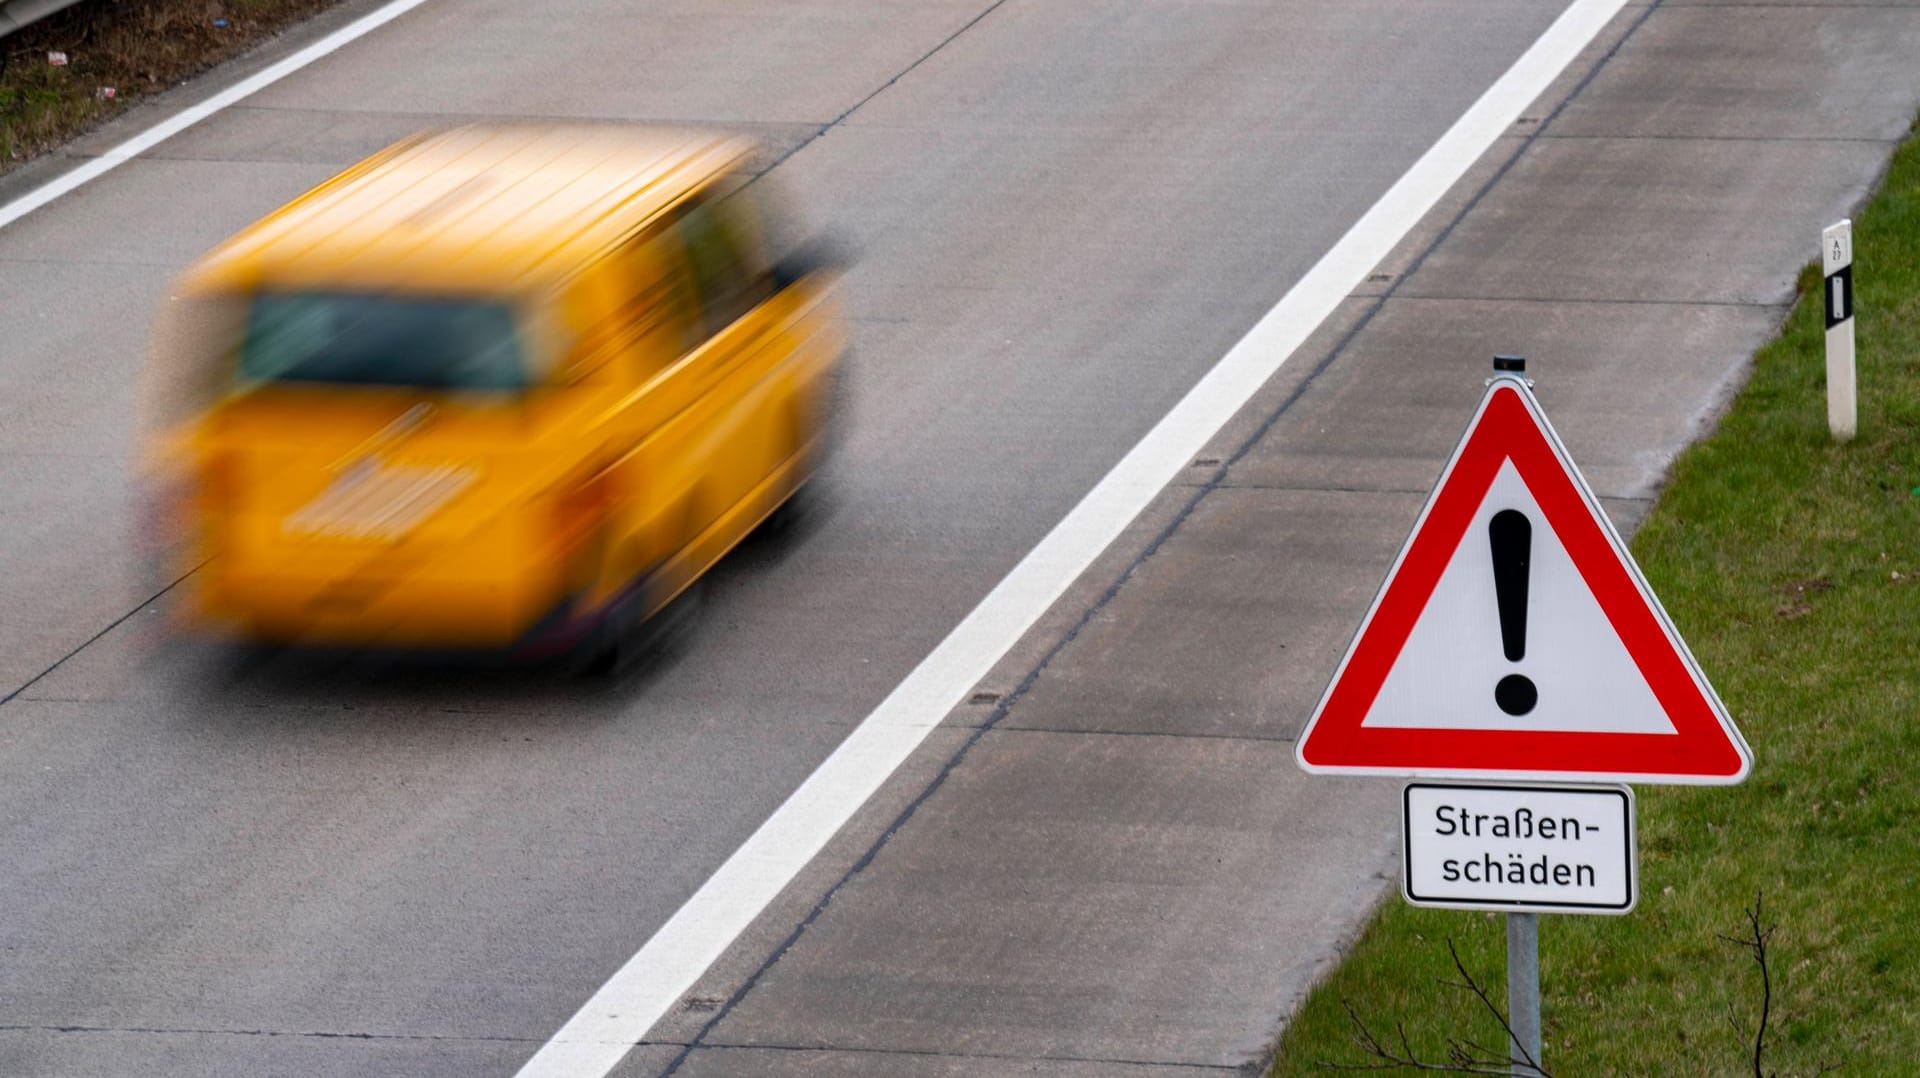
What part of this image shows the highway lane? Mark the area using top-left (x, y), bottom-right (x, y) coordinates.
top-left (0, 1), bottom-right (1576, 1074)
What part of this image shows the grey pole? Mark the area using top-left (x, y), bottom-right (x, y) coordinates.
top-left (1491, 350), bottom-right (1545, 1078)
top-left (1506, 911), bottom-right (1542, 1075)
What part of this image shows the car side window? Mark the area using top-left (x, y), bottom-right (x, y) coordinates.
top-left (613, 235), bottom-right (698, 376)
top-left (562, 240), bottom-right (690, 383)
top-left (669, 190), bottom-right (772, 343)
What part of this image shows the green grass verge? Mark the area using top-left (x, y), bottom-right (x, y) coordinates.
top-left (1270, 126), bottom-right (1920, 1075)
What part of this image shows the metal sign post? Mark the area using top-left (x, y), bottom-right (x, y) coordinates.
top-left (1507, 912), bottom-right (1541, 1076)
top-left (1297, 356), bottom-right (1747, 1078)
top-left (1402, 780), bottom-right (1635, 1074)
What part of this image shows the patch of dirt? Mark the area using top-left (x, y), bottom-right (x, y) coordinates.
top-left (1771, 577), bottom-right (1831, 619)
top-left (1775, 577), bottom-right (1833, 599)
top-left (1, 0), bottom-right (342, 175)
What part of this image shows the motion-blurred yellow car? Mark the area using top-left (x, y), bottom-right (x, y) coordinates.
top-left (141, 124), bottom-right (845, 667)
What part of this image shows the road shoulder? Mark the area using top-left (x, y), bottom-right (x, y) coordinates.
top-left (624, 2), bottom-right (1920, 1074)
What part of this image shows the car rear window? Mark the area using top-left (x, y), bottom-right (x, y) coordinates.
top-left (239, 292), bottom-right (528, 390)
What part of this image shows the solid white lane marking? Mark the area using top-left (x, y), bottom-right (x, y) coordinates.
top-left (516, 1), bottom-right (1633, 1073)
top-left (0, 0), bottom-right (436, 233)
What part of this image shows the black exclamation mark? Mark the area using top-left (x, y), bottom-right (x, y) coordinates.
top-left (1489, 509), bottom-right (1538, 716)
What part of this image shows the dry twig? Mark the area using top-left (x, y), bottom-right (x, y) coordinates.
top-left (1717, 892), bottom-right (1843, 1078)
top-left (1316, 937), bottom-right (1549, 1076)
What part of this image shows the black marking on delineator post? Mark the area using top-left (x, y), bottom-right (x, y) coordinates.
top-left (1489, 509), bottom-right (1537, 716)
top-left (1825, 263), bottom-right (1853, 329)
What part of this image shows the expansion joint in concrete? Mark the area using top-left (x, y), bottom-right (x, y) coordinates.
top-left (1537, 132), bottom-right (1900, 145)
top-left (972, 723), bottom-right (1298, 745)
top-left (1662, 2), bottom-right (1917, 8)
top-left (0, 255), bottom-right (184, 268)
top-left (0, 1022), bottom-right (542, 1045)
top-left (688, 1040), bottom-right (1242, 1073)
top-left (1208, 481), bottom-right (1433, 496)
top-left (1385, 293), bottom-right (1786, 310)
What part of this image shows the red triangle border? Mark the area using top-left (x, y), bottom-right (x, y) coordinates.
top-left (1295, 380), bottom-right (1750, 783)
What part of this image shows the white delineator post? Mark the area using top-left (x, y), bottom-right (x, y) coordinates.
top-left (1823, 219), bottom-right (1856, 441)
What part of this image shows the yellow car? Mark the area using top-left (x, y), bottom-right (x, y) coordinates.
top-left (141, 124), bottom-right (845, 668)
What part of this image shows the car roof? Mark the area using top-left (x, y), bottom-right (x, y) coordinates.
top-left (181, 123), bottom-right (752, 295)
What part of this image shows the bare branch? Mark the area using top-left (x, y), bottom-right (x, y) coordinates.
top-left (1318, 894), bottom-right (1837, 1078)
top-left (1444, 938), bottom-right (1549, 1077)
top-left (1315, 994), bottom-right (1531, 1074)
top-left (1313, 941), bottom-right (1552, 1076)
top-left (1720, 893), bottom-right (1839, 1078)
top-left (1718, 893), bottom-right (1775, 1078)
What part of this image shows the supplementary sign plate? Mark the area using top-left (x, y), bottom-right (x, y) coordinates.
top-left (1403, 782), bottom-right (1635, 914)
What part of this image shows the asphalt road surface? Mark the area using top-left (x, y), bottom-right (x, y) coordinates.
top-left (4, 1), bottom-right (1918, 1075)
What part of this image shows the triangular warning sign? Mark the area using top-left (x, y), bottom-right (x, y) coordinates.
top-left (1295, 376), bottom-right (1751, 784)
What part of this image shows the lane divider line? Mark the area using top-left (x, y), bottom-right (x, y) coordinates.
top-left (0, 0), bottom-right (437, 233)
top-left (514, 0), bottom-right (1633, 1074)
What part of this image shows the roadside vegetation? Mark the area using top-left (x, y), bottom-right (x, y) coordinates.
top-left (0, 0), bottom-right (338, 174)
top-left (1271, 121), bottom-right (1920, 1074)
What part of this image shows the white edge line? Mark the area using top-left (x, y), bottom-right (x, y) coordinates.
top-left (508, 0), bottom-right (1631, 1073)
top-left (0, 0), bottom-right (437, 233)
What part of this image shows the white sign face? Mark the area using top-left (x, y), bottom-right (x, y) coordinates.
top-left (1403, 782), bottom-right (1635, 914)
top-left (1365, 461), bottom-right (1671, 734)
top-left (1823, 219), bottom-right (1853, 274)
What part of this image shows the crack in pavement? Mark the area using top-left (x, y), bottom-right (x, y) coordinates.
top-left (0, 566), bottom-right (199, 708)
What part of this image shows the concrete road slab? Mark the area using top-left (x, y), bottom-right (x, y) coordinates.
top-left (139, 105), bottom-right (824, 176)
top-left (0, 454), bottom-right (148, 691)
top-left (1400, 135), bottom-right (1889, 306)
top-left (243, 0), bottom-right (987, 125)
top-left (1551, 4), bottom-right (1920, 140)
top-left (847, 0), bottom-right (1554, 135)
top-left (1347, 1), bottom-right (1657, 298)
top-left (659, 1045), bottom-right (1220, 1078)
top-left (1664, 0), bottom-right (1920, 8)
top-left (798, 123), bottom-right (1369, 317)
top-left (0, 158), bottom-right (337, 267)
top-left (0, 261), bottom-right (163, 456)
top-left (637, 725), bottom-right (976, 1053)
top-left (817, 293), bottom-right (1270, 511)
top-left (999, 487), bottom-right (1420, 743)
top-left (0, 1028), bottom-right (543, 1078)
top-left (1349, 136), bottom-right (1532, 301)
top-left (78, 104), bottom-right (440, 167)
top-left (1226, 297), bottom-right (1785, 501)
top-left (700, 730), bottom-right (1395, 1070)
top-left (0, 691), bottom-right (858, 1041)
